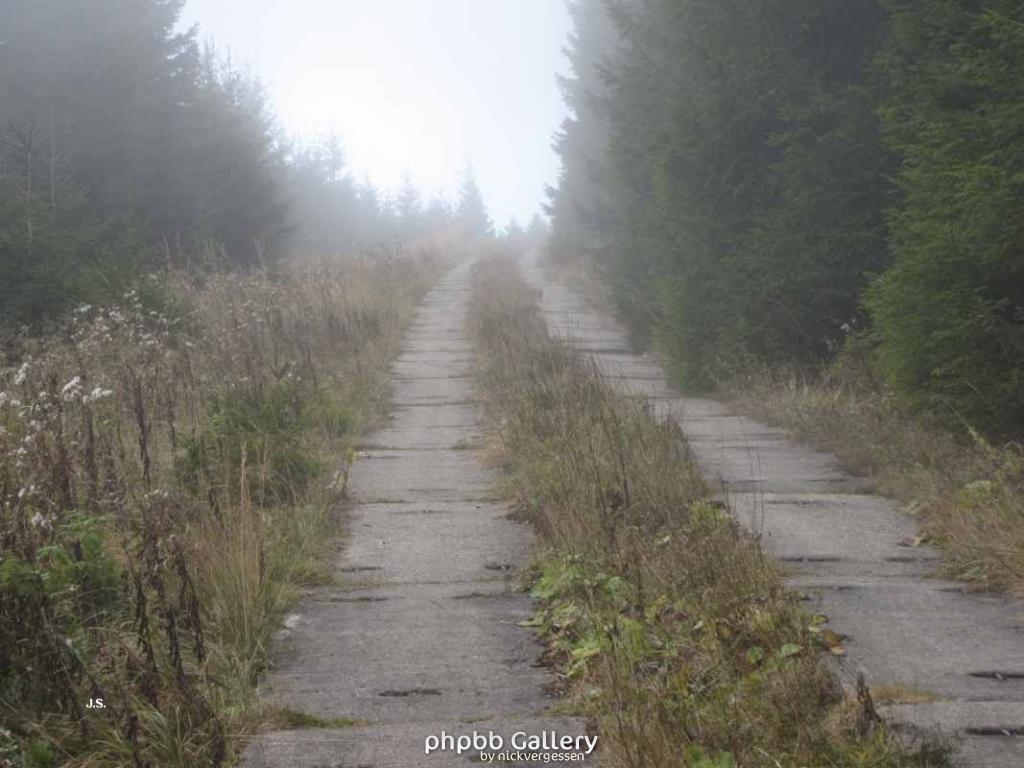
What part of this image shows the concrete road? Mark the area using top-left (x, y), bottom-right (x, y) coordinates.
top-left (244, 262), bottom-right (595, 768)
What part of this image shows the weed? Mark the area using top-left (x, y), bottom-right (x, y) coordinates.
top-left (871, 685), bottom-right (941, 705)
top-left (270, 708), bottom-right (360, 730)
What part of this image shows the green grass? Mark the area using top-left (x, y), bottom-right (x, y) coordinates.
top-left (271, 709), bottom-right (362, 730)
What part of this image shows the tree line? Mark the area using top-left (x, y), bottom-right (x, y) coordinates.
top-left (549, 0), bottom-right (1024, 432)
top-left (0, 0), bottom-right (495, 332)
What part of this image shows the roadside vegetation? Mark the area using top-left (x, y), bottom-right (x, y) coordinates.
top-left (469, 256), bottom-right (945, 768)
top-left (0, 254), bottom-right (435, 767)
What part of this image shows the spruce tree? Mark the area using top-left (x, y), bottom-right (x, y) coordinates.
top-left (456, 168), bottom-right (493, 238)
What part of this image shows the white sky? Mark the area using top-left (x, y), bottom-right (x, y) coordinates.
top-left (179, 0), bottom-right (572, 228)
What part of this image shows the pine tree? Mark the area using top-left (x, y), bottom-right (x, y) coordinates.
top-left (395, 171), bottom-right (423, 239)
top-left (456, 168), bottom-right (493, 238)
top-left (502, 217), bottom-right (526, 245)
top-left (527, 214), bottom-right (549, 242)
top-left (867, 0), bottom-right (1024, 429)
top-left (547, 0), bottom-right (619, 264)
top-left (423, 195), bottom-right (453, 234)
top-left (0, 0), bottom-right (287, 269)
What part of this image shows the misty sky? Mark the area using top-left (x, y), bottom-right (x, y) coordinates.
top-left (179, 0), bottom-right (572, 228)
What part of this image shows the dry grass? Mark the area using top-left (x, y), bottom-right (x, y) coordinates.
top-left (870, 685), bottom-right (941, 706)
top-left (721, 366), bottom-right (1024, 597)
top-left (469, 256), bottom-right (945, 768)
top-left (0, 252), bottom-right (437, 766)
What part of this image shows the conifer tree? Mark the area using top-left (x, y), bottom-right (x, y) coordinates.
top-left (396, 171), bottom-right (423, 238)
top-left (456, 168), bottom-right (493, 238)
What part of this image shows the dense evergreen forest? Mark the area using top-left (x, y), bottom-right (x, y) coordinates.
top-left (549, 0), bottom-right (1024, 432)
top-left (0, 0), bottom-right (495, 334)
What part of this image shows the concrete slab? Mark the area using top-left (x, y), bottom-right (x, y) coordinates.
top-left (391, 376), bottom-right (475, 405)
top-left (360, 424), bottom-right (479, 451)
top-left (386, 404), bottom-right (480, 431)
top-left (266, 582), bottom-right (551, 724)
top-left (340, 501), bottom-right (532, 584)
top-left (883, 701), bottom-right (1024, 768)
top-left (351, 449), bottom-right (494, 502)
top-left (391, 359), bottom-right (475, 379)
top-left (741, 492), bottom-right (923, 562)
top-left (246, 717), bottom-right (595, 768)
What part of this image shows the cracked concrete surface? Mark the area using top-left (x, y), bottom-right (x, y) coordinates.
top-left (244, 263), bottom-right (593, 768)
top-left (522, 254), bottom-right (1024, 767)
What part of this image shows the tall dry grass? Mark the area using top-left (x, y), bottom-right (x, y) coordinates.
top-left (469, 256), bottom-right (944, 768)
top-left (0, 252), bottom-right (436, 766)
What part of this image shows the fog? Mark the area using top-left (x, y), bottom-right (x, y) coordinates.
top-left (180, 0), bottom-right (572, 228)
top-left (4, 2), bottom-right (1024, 766)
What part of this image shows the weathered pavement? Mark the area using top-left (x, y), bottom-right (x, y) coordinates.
top-left (245, 262), bottom-right (593, 767)
top-left (521, 255), bottom-right (1024, 767)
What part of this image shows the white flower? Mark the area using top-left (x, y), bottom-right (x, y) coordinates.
top-left (84, 387), bottom-right (114, 404)
top-left (0, 392), bottom-right (8, 407)
top-left (61, 376), bottom-right (83, 402)
top-left (29, 511), bottom-right (51, 530)
top-left (14, 362), bottom-right (30, 386)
